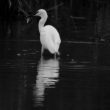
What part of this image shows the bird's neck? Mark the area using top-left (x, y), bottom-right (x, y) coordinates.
top-left (38, 15), bottom-right (47, 31)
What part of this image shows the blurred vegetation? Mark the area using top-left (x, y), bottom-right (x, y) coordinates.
top-left (0, 0), bottom-right (110, 41)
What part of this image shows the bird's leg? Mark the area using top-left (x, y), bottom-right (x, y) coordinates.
top-left (41, 46), bottom-right (44, 56)
top-left (54, 51), bottom-right (60, 59)
top-left (57, 51), bottom-right (60, 56)
top-left (54, 53), bottom-right (57, 59)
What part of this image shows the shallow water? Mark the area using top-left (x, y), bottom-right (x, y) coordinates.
top-left (0, 40), bottom-right (110, 110)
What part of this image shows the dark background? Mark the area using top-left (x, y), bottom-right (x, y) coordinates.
top-left (0, 0), bottom-right (110, 41)
top-left (1, 1), bottom-right (110, 110)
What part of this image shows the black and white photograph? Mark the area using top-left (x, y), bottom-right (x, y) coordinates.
top-left (0, 0), bottom-right (110, 110)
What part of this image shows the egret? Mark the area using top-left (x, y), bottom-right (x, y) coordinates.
top-left (34, 9), bottom-right (61, 56)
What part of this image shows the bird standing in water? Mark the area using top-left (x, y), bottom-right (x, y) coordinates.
top-left (34, 9), bottom-right (61, 57)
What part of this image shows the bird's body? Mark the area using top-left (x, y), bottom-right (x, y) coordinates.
top-left (40, 25), bottom-right (61, 54)
top-left (35, 9), bottom-right (61, 56)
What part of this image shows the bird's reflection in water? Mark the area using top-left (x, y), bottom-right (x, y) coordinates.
top-left (33, 57), bottom-right (60, 107)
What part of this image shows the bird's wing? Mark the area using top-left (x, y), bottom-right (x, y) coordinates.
top-left (51, 28), bottom-right (61, 44)
top-left (54, 33), bottom-right (61, 44)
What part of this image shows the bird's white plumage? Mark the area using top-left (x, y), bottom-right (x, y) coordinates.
top-left (40, 25), bottom-right (61, 53)
top-left (35, 9), bottom-right (61, 55)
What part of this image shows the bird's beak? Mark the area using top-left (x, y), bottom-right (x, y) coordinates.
top-left (34, 11), bottom-right (40, 16)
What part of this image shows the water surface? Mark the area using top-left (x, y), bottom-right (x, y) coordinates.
top-left (0, 40), bottom-right (110, 110)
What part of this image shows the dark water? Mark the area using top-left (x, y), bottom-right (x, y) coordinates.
top-left (0, 40), bottom-right (110, 110)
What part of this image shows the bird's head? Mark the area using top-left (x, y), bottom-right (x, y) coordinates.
top-left (34, 9), bottom-right (48, 18)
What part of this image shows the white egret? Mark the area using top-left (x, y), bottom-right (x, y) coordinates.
top-left (34, 9), bottom-right (61, 56)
